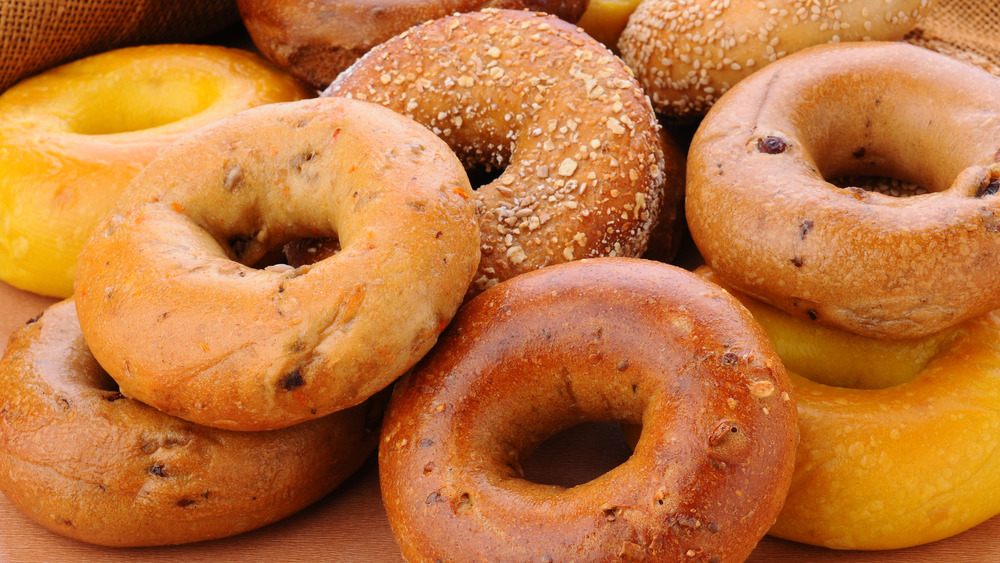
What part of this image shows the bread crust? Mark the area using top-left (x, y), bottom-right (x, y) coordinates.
top-left (327, 9), bottom-right (685, 296)
top-left (0, 299), bottom-right (381, 547)
top-left (620, 0), bottom-right (935, 119)
top-left (74, 97), bottom-right (481, 430)
top-left (237, 0), bottom-right (589, 89)
top-left (380, 258), bottom-right (798, 562)
top-left (687, 42), bottom-right (1000, 338)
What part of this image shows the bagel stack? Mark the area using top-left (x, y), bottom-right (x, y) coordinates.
top-left (3, 0), bottom-right (1000, 559)
top-left (685, 40), bottom-right (1000, 550)
top-left (0, 94), bottom-right (483, 545)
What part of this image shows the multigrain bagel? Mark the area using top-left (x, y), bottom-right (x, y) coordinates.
top-left (74, 97), bottom-right (481, 431)
top-left (0, 299), bottom-right (382, 547)
top-left (687, 41), bottom-right (1000, 339)
top-left (379, 258), bottom-right (798, 562)
top-left (619, 0), bottom-right (935, 119)
top-left (0, 44), bottom-right (309, 298)
top-left (696, 268), bottom-right (1000, 550)
top-left (236, 0), bottom-right (589, 89)
top-left (326, 9), bottom-right (683, 296)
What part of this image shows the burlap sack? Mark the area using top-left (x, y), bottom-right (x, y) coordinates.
top-left (906, 0), bottom-right (1000, 76)
top-left (1, 0), bottom-right (239, 92)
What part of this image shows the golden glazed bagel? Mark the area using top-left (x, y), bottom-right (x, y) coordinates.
top-left (380, 258), bottom-right (798, 562)
top-left (620, 0), bottom-right (935, 119)
top-left (326, 9), bottom-right (683, 296)
top-left (697, 268), bottom-right (1000, 550)
top-left (0, 44), bottom-right (310, 298)
top-left (577, 0), bottom-right (642, 50)
top-left (236, 0), bottom-right (589, 89)
top-left (0, 299), bottom-right (382, 547)
top-left (687, 41), bottom-right (1000, 339)
top-left (74, 97), bottom-right (481, 431)
top-left (0, 0), bottom-right (239, 92)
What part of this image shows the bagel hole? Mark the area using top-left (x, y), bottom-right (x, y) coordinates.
top-left (235, 237), bottom-right (341, 270)
top-left (465, 163), bottom-right (506, 190)
top-left (283, 237), bottom-right (341, 267)
top-left (827, 176), bottom-right (928, 197)
top-left (68, 73), bottom-right (219, 135)
top-left (243, 243), bottom-right (289, 269)
top-left (520, 422), bottom-right (632, 487)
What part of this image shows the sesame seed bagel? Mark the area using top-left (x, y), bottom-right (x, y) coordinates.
top-left (325, 9), bottom-right (683, 296)
top-left (687, 41), bottom-right (1000, 339)
top-left (620, 0), bottom-right (935, 119)
top-left (379, 258), bottom-right (798, 562)
top-left (236, 0), bottom-right (589, 90)
top-left (0, 299), bottom-right (382, 547)
top-left (73, 97), bottom-right (481, 431)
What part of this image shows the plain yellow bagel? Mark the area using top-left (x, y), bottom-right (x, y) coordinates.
top-left (0, 44), bottom-right (309, 298)
top-left (577, 0), bottom-right (642, 50)
top-left (698, 267), bottom-right (1000, 550)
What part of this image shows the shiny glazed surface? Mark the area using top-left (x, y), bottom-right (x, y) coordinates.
top-left (380, 258), bottom-right (798, 562)
top-left (0, 44), bottom-right (309, 298)
top-left (701, 268), bottom-right (1000, 550)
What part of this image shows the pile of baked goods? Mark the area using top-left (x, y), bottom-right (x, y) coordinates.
top-left (0, 44), bottom-right (310, 298)
top-left (2, 0), bottom-right (1000, 560)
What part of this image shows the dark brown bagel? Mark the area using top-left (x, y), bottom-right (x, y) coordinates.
top-left (379, 258), bottom-right (798, 562)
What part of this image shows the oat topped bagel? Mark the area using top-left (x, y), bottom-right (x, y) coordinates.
top-left (73, 97), bottom-right (481, 431)
top-left (326, 9), bottom-right (684, 295)
top-left (620, 0), bottom-right (935, 119)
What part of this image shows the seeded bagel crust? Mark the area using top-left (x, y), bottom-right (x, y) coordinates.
top-left (327, 9), bottom-right (684, 296)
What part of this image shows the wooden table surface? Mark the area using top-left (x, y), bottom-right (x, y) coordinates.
top-left (2, 280), bottom-right (999, 561)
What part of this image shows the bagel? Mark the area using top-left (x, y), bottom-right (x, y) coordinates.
top-left (379, 258), bottom-right (798, 561)
top-left (0, 299), bottom-right (381, 547)
top-left (697, 267), bottom-right (1000, 550)
top-left (0, 0), bottom-right (239, 92)
top-left (619, 0), bottom-right (935, 119)
top-left (577, 0), bottom-right (642, 51)
top-left (326, 9), bottom-right (683, 296)
top-left (0, 44), bottom-right (309, 298)
top-left (686, 41), bottom-right (1000, 339)
top-left (73, 96), bottom-right (481, 431)
top-left (236, 0), bottom-right (589, 90)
